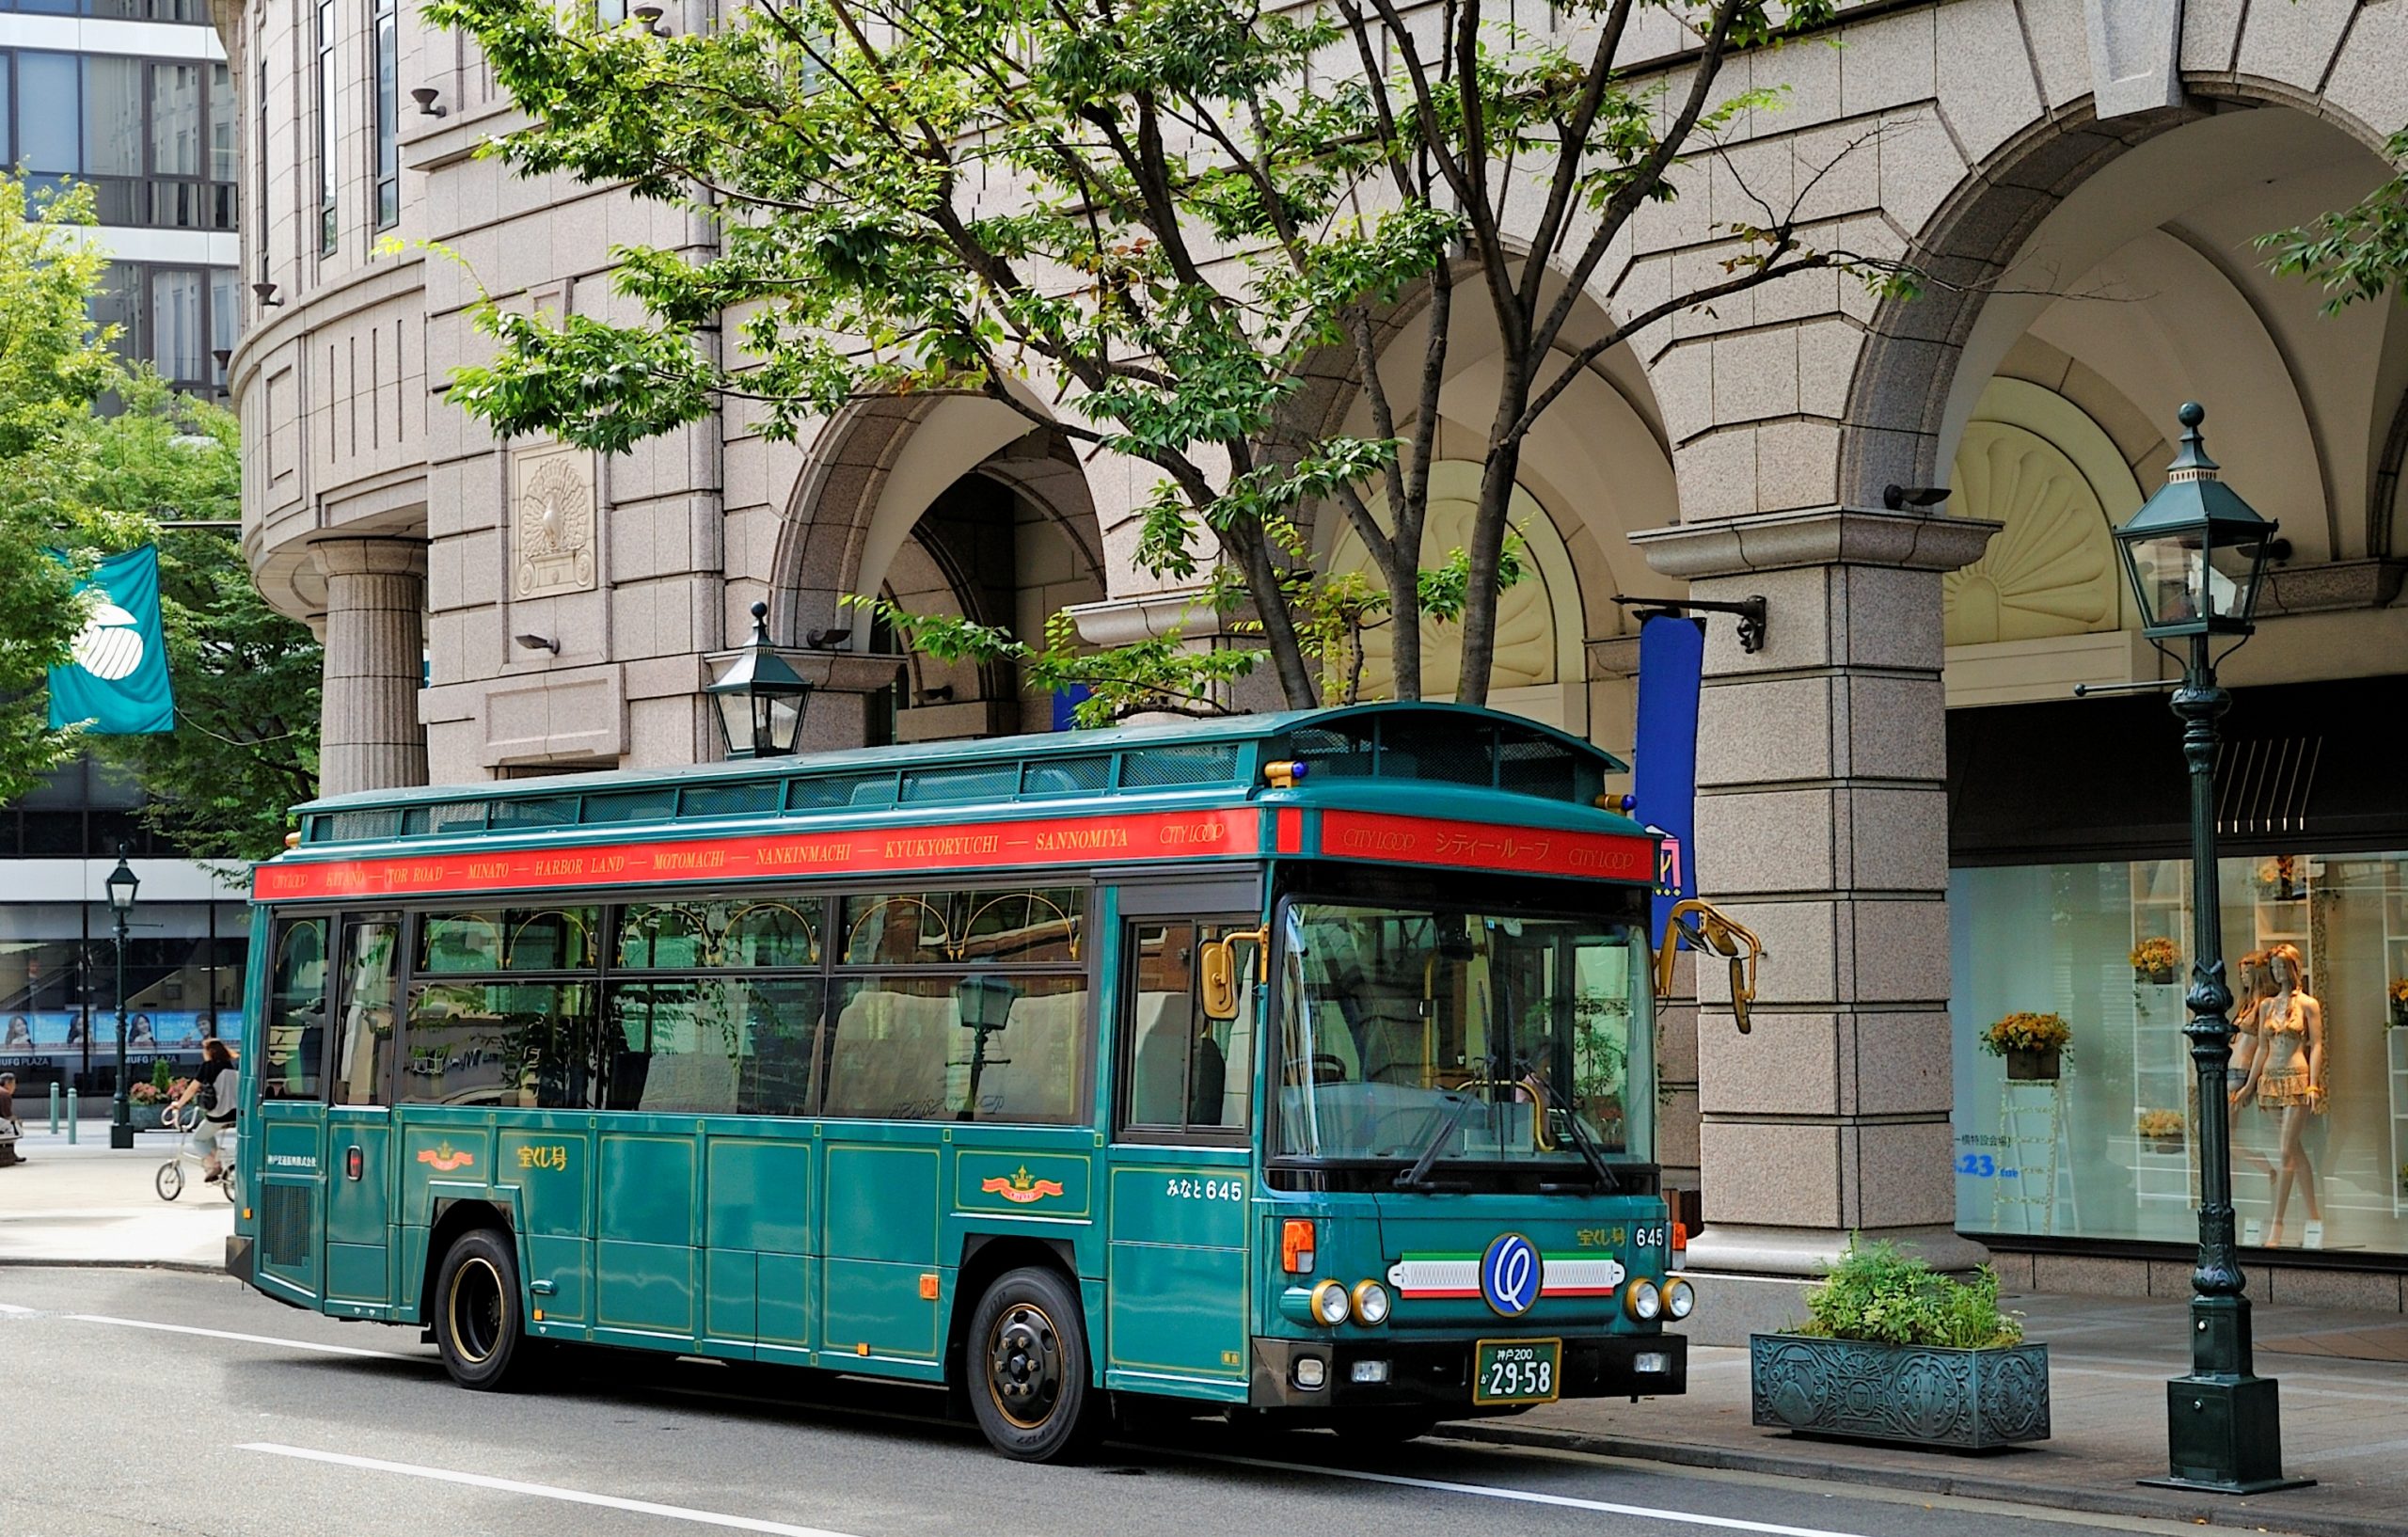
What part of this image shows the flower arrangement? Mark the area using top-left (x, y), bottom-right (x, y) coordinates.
top-left (2130, 937), bottom-right (2178, 980)
top-left (2137, 1109), bottom-right (2185, 1140)
top-left (1980, 1012), bottom-right (2071, 1056)
top-left (128, 1083), bottom-right (162, 1105)
top-left (2389, 978), bottom-right (2408, 1028)
top-left (2256, 855), bottom-right (2301, 898)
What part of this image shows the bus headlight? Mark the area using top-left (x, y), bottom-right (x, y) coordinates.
top-left (1311, 1279), bottom-right (1352, 1326)
top-left (1625, 1278), bottom-right (1663, 1323)
top-left (1351, 1280), bottom-right (1391, 1326)
top-left (1664, 1277), bottom-right (1695, 1321)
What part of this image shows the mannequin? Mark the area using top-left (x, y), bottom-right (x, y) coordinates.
top-left (2231, 942), bottom-right (2324, 1247)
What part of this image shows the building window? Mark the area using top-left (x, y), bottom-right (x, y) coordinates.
top-left (316, 0), bottom-right (337, 254)
top-left (0, 0), bottom-right (211, 21)
top-left (372, 0), bottom-right (397, 228)
top-left (96, 261), bottom-right (241, 391)
top-left (0, 51), bottom-right (238, 231)
top-left (255, 54), bottom-right (269, 278)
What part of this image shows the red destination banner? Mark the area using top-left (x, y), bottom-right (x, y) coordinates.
top-left (253, 806), bottom-right (1262, 902)
top-left (1318, 809), bottom-right (1653, 881)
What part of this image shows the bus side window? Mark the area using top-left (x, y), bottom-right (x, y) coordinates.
top-left (1123, 921), bottom-right (1252, 1139)
top-left (263, 916), bottom-right (329, 1100)
top-left (328, 915), bottom-right (401, 1105)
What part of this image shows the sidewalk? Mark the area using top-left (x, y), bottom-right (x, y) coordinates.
top-left (0, 1122), bottom-right (230, 1270)
top-left (1461, 1289), bottom-right (2408, 1537)
top-left (2, 1132), bottom-right (2400, 1536)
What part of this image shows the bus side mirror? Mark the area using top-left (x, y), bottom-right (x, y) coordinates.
top-left (1198, 927), bottom-right (1268, 1022)
top-left (1200, 942), bottom-right (1239, 1021)
top-left (1655, 898), bottom-right (1766, 1036)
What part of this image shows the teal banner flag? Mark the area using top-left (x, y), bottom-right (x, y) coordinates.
top-left (48, 545), bottom-right (175, 735)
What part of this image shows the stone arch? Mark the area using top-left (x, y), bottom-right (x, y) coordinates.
top-left (1839, 91), bottom-right (2400, 544)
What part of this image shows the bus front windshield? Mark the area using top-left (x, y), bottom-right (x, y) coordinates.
top-left (1274, 901), bottom-right (1654, 1173)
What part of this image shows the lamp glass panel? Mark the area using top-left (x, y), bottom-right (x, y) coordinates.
top-left (2210, 537), bottom-right (2269, 626)
top-left (768, 693), bottom-right (804, 754)
top-left (2128, 531), bottom-right (2207, 629)
top-left (713, 689), bottom-right (755, 758)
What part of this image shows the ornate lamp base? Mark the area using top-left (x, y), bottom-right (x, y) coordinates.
top-left (2140, 1375), bottom-right (2315, 1495)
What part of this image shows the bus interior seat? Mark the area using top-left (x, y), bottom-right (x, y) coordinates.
top-left (827, 989), bottom-right (956, 1118)
top-left (975, 990), bottom-right (1081, 1120)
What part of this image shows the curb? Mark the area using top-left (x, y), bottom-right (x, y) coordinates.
top-left (1440, 1420), bottom-right (2395, 1537)
top-left (0, 1257), bottom-right (227, 1276)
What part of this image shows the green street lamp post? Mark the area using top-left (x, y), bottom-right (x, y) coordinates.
top-left (707, 602), bottom-right (814, 760)
top-left (2115, 404), bottom-right (2308, 1496)
top-left (104, 847), bottom-right (140, 1150)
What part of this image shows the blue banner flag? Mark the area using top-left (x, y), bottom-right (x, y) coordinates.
top-left (48, 545), bottom-right (175, 735)
top-left (1632, 613), bottom-right (1704, 942)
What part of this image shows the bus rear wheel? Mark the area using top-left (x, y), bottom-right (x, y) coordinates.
top-left (967, 1266), bottom-right (1098, 1463)
top-left (433, 1228), bottom-right (541, 1391)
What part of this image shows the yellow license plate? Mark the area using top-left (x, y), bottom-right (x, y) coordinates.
top-left (1472, 1337), bottom-right (1561, 1405)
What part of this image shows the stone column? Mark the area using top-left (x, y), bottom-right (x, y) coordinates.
top-left (1631, 508), bottom-right (1997, 1339)
top-left (313, 539), bottom-right (430, 796)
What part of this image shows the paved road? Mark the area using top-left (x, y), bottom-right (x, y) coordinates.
top-left (0, 1268), bottom-right (2250, 1537)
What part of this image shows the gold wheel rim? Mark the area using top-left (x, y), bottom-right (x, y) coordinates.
top-left (985, 1300), bottom-right (1066, 1432)
top-left (449, 1255), bottom-right (505, 1366)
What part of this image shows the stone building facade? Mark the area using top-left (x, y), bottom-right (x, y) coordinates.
top-left (224, 0), bottom-right (2408, 1319)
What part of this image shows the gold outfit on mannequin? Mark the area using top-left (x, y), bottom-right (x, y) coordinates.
top-left (2231, 943), bottom-right (2324, 1247)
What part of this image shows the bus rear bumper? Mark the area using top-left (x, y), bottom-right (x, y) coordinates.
top-left (224, 1233), bottom-right (254, 1286)
top-left (1249, 1333), bottom-right (1687, 1412)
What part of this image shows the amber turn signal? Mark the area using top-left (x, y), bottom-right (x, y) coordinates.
top-left (1281, 1218), bottom-right (1316, 1274)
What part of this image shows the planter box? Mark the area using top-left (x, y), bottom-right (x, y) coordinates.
top-left (2004, 1047), bottom-right (2061, 1081)
top-left (128, 1104), bottom-right (166, 1132)
top-left (2136, 966), bottom-right (2176, 986)
top-left (1751, 1334), bottom-right (2051, 1450)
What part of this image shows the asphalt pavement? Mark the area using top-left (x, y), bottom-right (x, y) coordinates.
top-left (0, 1267), bottom-right (2286, 1537)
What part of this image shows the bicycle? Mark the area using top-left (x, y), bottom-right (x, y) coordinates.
top-left (156, 1101), bottom-right (237, 1203)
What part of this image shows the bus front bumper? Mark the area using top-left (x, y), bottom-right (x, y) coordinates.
top-left (1248, 1332), bottom-right (1687, 1412)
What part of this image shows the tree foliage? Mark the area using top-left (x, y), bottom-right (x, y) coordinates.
top-left (426, 0), bottom-right (1912, 716)
top-left (2258, 128), bottom-right (2408, 313)
top-left (0, 175), bottom-right (320, 854)
top-left (0, 176), bottom-right (125, 800)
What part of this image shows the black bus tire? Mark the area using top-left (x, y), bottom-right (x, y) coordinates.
top-left (432, 1228), bottom-right (542, 1391)
top-left (967, 1266), bottom-right (1099, 1463)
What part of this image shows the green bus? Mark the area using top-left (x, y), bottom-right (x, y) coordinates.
top-left (229, 702), bottom-right (1697, 1460)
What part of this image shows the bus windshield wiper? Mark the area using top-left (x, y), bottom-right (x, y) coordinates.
top-left (1555, 1100), bottom-right (1622, 1194)
top-left (1394, 1088), bottom-right (1480, 1191)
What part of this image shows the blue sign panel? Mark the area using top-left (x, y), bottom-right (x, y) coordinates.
top-left (1633, 614), bottom-right (1704, 941)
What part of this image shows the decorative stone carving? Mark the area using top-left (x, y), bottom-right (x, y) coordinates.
top-left (513, 446), bottom-right (598, 597)
top-left (2085, 0), bottom-right (2183, 119)
top-left (1944, 421), bottom-right (2120, 646)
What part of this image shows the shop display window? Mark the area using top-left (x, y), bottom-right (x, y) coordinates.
top-left (1952, 852), bottom-right (2408, 1257)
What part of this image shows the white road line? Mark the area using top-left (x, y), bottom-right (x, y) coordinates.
top-left (0, 1301), bottom-right (36, 1314)
top-left (242, 1444), bottom-right (870, 1537)
top-left (1197, 1451), bottom-right (1899, 1537)
top-left (70, 1312), bottom-right (421, 1360)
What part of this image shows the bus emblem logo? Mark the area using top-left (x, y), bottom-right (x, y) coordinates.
top-left (980, 1165), bottom-right (1065, 1205)
top-left (417, 1142), bottom-right (475, 1173)
top-left (1481, 1232), bottom-right (1543, 1318)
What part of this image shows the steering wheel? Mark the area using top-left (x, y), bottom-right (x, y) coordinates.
top-left (1295, 1054), bottom-right (1348, 1085)
top-left (1368, 1101), bottom-right (1465, 1159)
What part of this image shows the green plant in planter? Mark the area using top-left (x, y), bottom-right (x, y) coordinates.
top-left (150, 1059), bottom-right (173, 1095)
top-left (1795, 1239), bottom-right (2022, 1349)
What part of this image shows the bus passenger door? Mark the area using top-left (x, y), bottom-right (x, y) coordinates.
top-left (1104, 916), bottom-right (1255, 1396)
top-left (321, 914), bottom-right (402, 1314)
top-left (252, 913), bottom-right (332, 1303)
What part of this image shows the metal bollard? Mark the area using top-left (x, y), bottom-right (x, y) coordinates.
top-left (66, 1088), bottom-right (78, 1144)
top-left (49, 1082), bottom-right (62, 1133)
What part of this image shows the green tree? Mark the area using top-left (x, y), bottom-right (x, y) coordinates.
top-left (424, 0), bottom-right (1909, 719)
top-left (2259, 128), bottom-right (2408, 312)
top-left (0, 176), bottom-right (123, 798)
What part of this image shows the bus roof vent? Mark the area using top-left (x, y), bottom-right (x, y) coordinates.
top-left (1376, 717), bottom-right (1497, 786)
top-left (789, 773), bottom-right (894, 811)
top-left (900, 765), bottom-right (1022, 804)
top-left (1118, 743), bottom-right (1240, 788)
top-left (582, 786), bottom-right (678, 825)
top-left (1021, 756), bottom-right (1113, 797)
top-left (679, 780), bottom-right (783, 819)
top-left (325, 808), bottom-right (403, 843)
top-left (1496, 727), bottom-right (1584, 800)
top-left (488, 795), bottom-right (579, 832)
top-left (401, 800), bottom-right (489, 837)
top-left (1289, 723), bottom-right (1376, 777)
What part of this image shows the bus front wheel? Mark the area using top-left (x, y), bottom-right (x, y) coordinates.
top-left (433, 1228), bottom-right (540, 1391)
top-left (967, 1266), bottom-right (1098, 1463)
